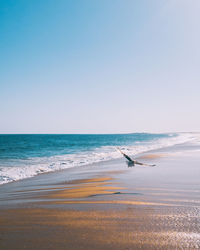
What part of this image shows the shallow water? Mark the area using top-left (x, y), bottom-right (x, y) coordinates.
top-left (0, 132), bottom-right (195, 185)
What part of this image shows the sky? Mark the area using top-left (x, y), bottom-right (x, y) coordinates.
top-left (0, 0), bottom-right (200, 134)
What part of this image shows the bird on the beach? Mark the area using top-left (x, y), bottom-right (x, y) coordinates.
top-left (116, 147), bottom-right (156, 167)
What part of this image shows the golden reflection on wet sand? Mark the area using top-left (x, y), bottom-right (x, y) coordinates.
top-left (1, 176), bottom-right (200, 249)
top-left (1, 208), bottom-right (200, 249)
top-left (138, 153), bottom-right (167, 160)
top-left (43, 176), bottom-right (124, 199)
top-left (46, 200), bottom-right (181, 207)
top-left (41, 176), bottom-right (186, 207)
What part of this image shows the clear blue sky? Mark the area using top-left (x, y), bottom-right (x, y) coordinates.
top-left (0, 0), bottom-right (200, 133)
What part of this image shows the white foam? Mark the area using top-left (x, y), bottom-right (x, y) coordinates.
top-left (0, 133), bottom-right (198, 185)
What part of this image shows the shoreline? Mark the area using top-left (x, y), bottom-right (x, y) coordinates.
top-left (0, 143), bottom-right (200, 249)
top-left (0, 132), bottom-right (196, 187)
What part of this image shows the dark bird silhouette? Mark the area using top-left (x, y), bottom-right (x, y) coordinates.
top-left (116, 147), bottom-right (156, 167)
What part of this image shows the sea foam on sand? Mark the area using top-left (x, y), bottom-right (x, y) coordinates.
top-left (0, 133), bottom-right (198, 185)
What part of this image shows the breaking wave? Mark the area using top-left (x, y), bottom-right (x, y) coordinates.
top-left (0, 133), bottom-right (197, 185)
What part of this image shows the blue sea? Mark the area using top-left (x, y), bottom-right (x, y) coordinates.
top-left (0, 133), bottom-right (192, 185)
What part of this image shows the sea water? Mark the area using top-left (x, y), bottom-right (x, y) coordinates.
top-left (0, 133), bottom-right (195, 185)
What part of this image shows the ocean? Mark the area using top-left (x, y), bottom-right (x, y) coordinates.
top-left (0, 133), bottom-right (194, 185)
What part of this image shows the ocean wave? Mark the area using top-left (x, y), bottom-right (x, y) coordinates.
top-left (0, 133), bottom-right (197, 185)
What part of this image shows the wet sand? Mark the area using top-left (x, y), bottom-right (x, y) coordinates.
top-left (0, 145), bottom-right (200, 249)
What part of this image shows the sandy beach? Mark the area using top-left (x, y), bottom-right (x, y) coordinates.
top-left (0, 143), bottom-right (200, 249)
